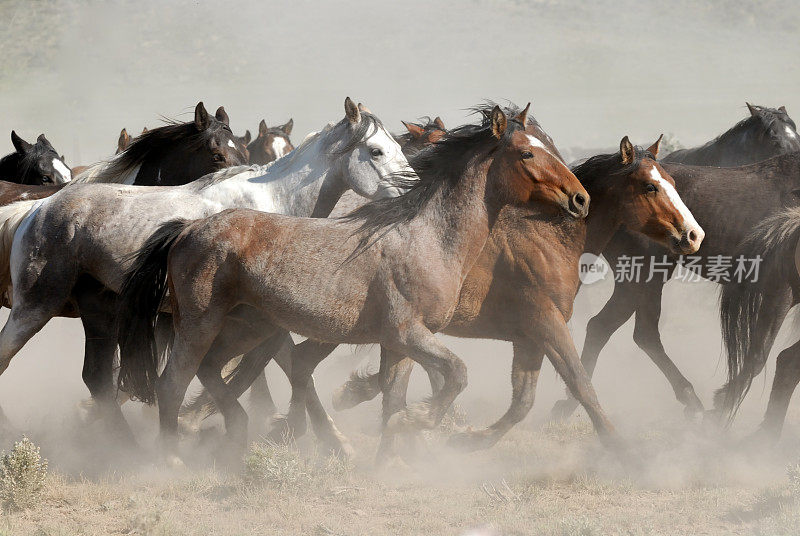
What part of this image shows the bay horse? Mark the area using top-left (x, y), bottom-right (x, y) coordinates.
top-left (551, 152), bottom-right (800, 422)
top-left (548, 105), bottom-right (800, 421)
top-left (717, 206), bottom-right (800, 441)
top-left (246, 119), bottom-right (294, 164)
top-left (662, 103), bottom-right (800, 166)
top-left (116, 106), bottom-right (590, 463)
top-left (0, 98), bottom-right (415, 441)
top-left (395, 116), bottom-right (447, 154)
top-left (327, 134), bottom-right (703, 452)
top-left (0, 131), bottom-right (71, 185)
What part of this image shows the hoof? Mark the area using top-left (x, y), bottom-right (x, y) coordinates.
top-left (550, 398), bottom-right (578, 421)
top-left (446, 430), bottom-right (491, 452)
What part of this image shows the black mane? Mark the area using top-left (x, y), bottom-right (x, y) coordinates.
top-left (571, 146), bottom-right (656, 192)
top-left (104, 119), bottom-right (224, 179)
top-left (344, 115), bottom-right (526, 251)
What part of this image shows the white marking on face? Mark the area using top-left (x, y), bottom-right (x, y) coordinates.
top-left (649, 165), bottom-right (702, 236)
top-left (786, 125), bottom-right (798, 139)
top-left (52, 158), bottom-right (71, 182)
top-left (526, 134), bottom-right (571, 172)
top-left (365, 124), bottom-right (417, 197)
top-left (272, 137), bottom-right (288, 159)
top-left (227, 139), bottom-right (236, 149)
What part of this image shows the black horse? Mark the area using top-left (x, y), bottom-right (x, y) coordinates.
top-left (0, 131), bottom-right (71, 184)
top-left (552, 104), bottom-right (800, 420)
top-left (662, 103), bottom-right (800, 166)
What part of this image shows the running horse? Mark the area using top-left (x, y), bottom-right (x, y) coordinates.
top-left (0, 98), bottom-right (415, 443)
top-left (116, 106), bottom-right (590, 464)
top-left (551, 104), bottom-right (800, 420)
top-left (326, 128), bottom-right (704, 452)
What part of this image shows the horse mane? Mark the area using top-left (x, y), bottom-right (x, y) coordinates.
top-left (343, 115), bottom-right (526, 252)
top-left (468, 100), bottom-right (542, 129)
top-left (72, 120), bottom-right (210, 184)
top-left (571, 146), bottom-right (656, 192)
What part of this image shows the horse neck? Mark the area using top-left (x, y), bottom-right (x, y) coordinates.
top-left (418, 159), bottom-right (493, 278)
top-left (579, 172), bottom-right (624, 255)
top-left (0, 154), bottom-right (22, 182)
top-left (206, 141), bottom-right (345, 217)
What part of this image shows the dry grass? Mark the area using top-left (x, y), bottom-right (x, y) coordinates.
top-left (1, 416), bottom-right (798, 536)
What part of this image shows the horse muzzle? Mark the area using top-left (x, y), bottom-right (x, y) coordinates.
top-left (565, 192), bottom-right (590, 219)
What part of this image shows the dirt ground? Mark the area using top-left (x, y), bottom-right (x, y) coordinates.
top-left (2, 404), bottom-right (800, 535)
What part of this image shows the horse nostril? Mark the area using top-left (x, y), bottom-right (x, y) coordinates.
top-left (688, 229), bottom-right (698, 243)
top-left (573, 193), bottom-right (587, 207)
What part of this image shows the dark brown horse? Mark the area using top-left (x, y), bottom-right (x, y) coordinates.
top-left (0, 131), bottom-right (71, 185)
top-left (394, 116), bottom-right (447, 154)
top-left (717, 206), bottom-right (800, 441)
top-left (116, 106), bottom-right (590, 463)
top-left (662, 103), bottom-right (800, 166)
top-left (246, 119), bottom-right (294, 164)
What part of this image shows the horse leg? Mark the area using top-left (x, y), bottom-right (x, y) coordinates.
top-left (269, 339), bottom-right (337, 442)
top-left (448, 340), bottom-right (544, 451)
top-left (551, 280), bottom-right (637, 420)
top-left (631, 281), bottom-right (703, 416)
top-left (269, 340), bottom-right (351, 455)
top-left (332, 367), bottom-right (383, 411)
top-left (75, 287), bottom-right (136, 443)
top-left (382, 324), bottom-right (468, 433)
top-left (248, 371), bottom-right (277, 420)
top-left (539, 309), bottom-right (621, 448)
top-left (754, 338), bottom-right (800, 441)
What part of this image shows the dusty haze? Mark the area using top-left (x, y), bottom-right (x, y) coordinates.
top-left (1, 0), bottom-right (800, 489)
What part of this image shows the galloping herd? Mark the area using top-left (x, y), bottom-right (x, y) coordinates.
top-left (1, 97), bottom-right (800, 466)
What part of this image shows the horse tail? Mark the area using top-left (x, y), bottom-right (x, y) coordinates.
top-left (0, 199), bottom-right (41, 304)
top-left (117, 219), bottom-right (191, 404)
top-left (331, 367), bottom-right (382, 411)
top-left (718, 206), bottom-right (800, 419)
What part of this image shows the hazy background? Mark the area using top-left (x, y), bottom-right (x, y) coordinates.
top-left (1, 0), bottom-right (800, 465)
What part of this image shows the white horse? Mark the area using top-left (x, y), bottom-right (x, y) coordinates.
top-left (0, 98), bottom-right (416, 441)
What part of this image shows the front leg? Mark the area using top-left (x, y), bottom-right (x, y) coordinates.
top-left (539, 308), bottom-right (622, 449)
top-left (448, 339), bottom-right (544, 451)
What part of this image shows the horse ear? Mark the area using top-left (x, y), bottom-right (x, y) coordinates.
top-left (215, 106), bottom-right (230, 126)
top-left (620, 136), bottom-right (635, 164)
top-left (194, 102), bottom-right (210, 131)
top-left (646, 134), bottom-right (663, 158)
top-left (258, 119), bottom-right (268, 137)
top-left (118, 128), bottom-right (130, 150)
top-left (281, 119), bottom-right (293, 135)
top-left (779, 106), bottom-right (787, 114)
top-left (357, 103), bottom-right (372, 114)
top-left (490, 106), bottom-right (507, 139)
top-left (402, 121), bottom-right (425, 139)
top-left (515, 102), bottom-right (531, 125)
top-left (746, 102), bottom-right (758, 116)
top-left (36, 134), bottom-right (53, 148)
top-left (433, 116), bottom-right (445, 130)
top-left (11, 131), bottom-right (31, 154)
top-left (345, 97), bottom-right (361, 124)
top-left (141, 127), bottom-right (148, 134)
top-left (243, 130), bottom-right (252, 145)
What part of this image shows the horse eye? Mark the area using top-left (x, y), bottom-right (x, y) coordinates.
top-left (521, 151), bottom-right (534, 159)
top-left (646, 183), bottom-right (658, 193)
top-left (370, 148), bottom-right (383, 158)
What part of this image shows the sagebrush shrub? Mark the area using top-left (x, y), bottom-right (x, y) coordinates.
top-left (0, 436), bottom-right (48, 511)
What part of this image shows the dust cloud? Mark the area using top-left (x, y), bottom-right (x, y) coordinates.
top-left (1, 0), bottom-right (799, 490)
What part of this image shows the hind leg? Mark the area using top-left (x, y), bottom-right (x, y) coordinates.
top-left (248, 371), bottom-right (277, 420)
top-left (552, 280), bottom-right (636, 420)
top-left (76, 286), bottom-right (135, 443)
top-left (195, 353), bottom-right (249, 462)
top-left (755, 339), bottom-right (800, 441)
top-left (448, 340), bottom-right (544, 451)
